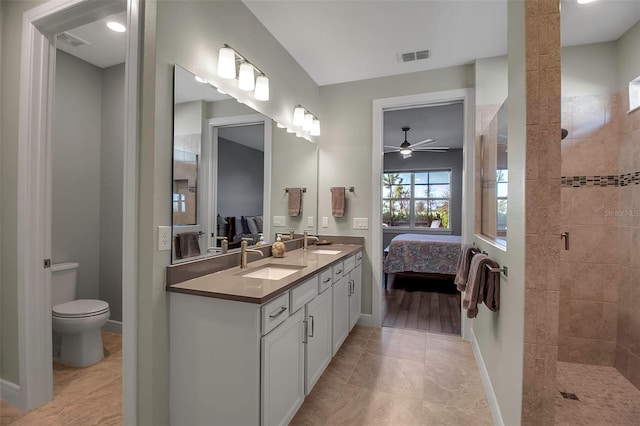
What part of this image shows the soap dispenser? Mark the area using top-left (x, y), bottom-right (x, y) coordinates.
top-left (271, 234), bottom-right (286, 258)
top-left (256, 233), bottom-right (265, 247)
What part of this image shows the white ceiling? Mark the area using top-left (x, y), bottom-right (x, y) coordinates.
top-left (244, 0), bottom-right (640, 86)
top-left (57, 11), bottom-right (127, 69)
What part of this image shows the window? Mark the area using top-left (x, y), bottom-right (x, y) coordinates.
top-left (382, 170), bottom-right (451, 228)
top-left (496, 169), bottom-right (508, 233)
top-left (629, 75), bottom-right (640, 112)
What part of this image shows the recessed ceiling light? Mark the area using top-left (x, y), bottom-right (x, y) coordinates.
top-left (106, 21), bottom-right (126, 33)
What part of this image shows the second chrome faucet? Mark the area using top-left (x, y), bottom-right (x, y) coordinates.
top-left (303, 230), bottom-right (319, 250)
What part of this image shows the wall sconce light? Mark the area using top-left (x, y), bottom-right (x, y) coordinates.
top-left (216, 44), bottom-right (270, 101)
top-left (292, 105), bottom-right (320, 137)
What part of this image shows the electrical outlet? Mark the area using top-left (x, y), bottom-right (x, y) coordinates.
top-left (273, 216), bottom-right (286, 227)
top-left (352, 218), bottom-right (369, 230)
top-left (158, 226), bottom-right (171, 251)
top-left (307, 216), bottom-right (314, 227)
top-left (322, 217), bottom-right (328, 228)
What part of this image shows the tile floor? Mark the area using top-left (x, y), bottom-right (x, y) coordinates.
top-left (0, 332), bottom-right (122, 426)
top-left (555, 361), bottom-right (640, 425)
top-left (291, 326), bottom-right (493, 425)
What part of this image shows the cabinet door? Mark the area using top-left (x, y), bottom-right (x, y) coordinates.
top-left (261, 309), bottom-right (305, 426)
top-left (348, 264), bottom-right (362, 331)
top-left (305, 288), bottom-right (332, 395)
top-left (332, 275), bottom-right (349, 356)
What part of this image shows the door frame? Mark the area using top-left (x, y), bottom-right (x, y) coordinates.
top-left (17, 0), bottom-right (140, 422)
top-left (371, 88), bottom-right (475, 339)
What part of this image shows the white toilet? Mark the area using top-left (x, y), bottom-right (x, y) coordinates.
top-left (51, 262), bottom-right (110, 367)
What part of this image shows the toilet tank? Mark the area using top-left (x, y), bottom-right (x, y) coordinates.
top-left (51, 262), bottom-right (79, 307)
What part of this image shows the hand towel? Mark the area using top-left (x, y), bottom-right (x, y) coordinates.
top-left (287, 187), bottom-right (302, 217)
top-left (175, 232), bottom-right (201, 259)
top-left (330, 187), bottom-right (345, 217)
top-left (483, 259), bottom-right (500, 312)
top-left (454, 245), bottom-right (479, 291)
top-left (463, 253), bottom-right (491, 319)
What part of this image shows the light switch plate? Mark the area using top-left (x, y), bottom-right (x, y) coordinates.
top-left (352, 218), bottom-right (368, 230)
top-left (307, 216), bottom-right (314, 227)
top-left (322, 217), bottom-right (329, 228)
top-left (158, 226), bottom-right (171, 251)
top-left (273, 216), bottom-right (286, 227)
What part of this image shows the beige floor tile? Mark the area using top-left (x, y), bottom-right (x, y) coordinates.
top-left (325, 384), bottom-right (423, 426)
top-left (365, 329), bottom-right (426, 362)
top-left (422, 400), bottom-right (493, 426)
top-left (348, 352), bottom-right (425, 399)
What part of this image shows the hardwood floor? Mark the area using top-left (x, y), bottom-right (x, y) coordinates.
top-left (383, 273), bottom-right (461, 335)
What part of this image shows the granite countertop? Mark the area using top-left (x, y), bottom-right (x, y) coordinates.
top-left (167, 244), bottom-right (363, 304)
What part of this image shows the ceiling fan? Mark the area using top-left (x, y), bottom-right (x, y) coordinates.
top-left (384, 126), bottom-right (449, 158)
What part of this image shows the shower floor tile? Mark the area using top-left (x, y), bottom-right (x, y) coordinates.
top-left (556, 361), bottom-right (640, 425)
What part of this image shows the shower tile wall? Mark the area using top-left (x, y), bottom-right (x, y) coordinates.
top-left (559, 93), bottom-right (620, 366)
top-left (522, 0), bottom-right (561, 424)
top-left (615, 90), bottom-right (640, 390)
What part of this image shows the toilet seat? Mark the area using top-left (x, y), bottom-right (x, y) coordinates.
top-left (53, 299), bottom-right (109, 318)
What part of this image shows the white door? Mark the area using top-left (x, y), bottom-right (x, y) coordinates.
top-left (332, 276), bottom-right (349, 356)
top-left (349, 264), bottom-right (362, 331)
top-left (305, 288), bottom-right (332, 395)
top-left (261, 309), bottom-right (305, 426)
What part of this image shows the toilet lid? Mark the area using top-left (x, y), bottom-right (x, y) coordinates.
top-left (52, 299), bottom-right (110, 318)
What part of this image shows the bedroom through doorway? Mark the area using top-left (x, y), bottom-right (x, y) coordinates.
top-left (380, 101), bottom-right (465, 336)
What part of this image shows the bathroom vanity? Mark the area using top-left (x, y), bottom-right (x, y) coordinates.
top-left (167, 244), bottom-right (363, 426)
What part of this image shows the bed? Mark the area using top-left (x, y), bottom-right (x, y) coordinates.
top-left (383, 234), bottom-right (462, 287)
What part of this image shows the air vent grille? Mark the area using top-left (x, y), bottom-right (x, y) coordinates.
top-left (399, 49), bottom-right (430, 63)
top-left (58, 32), bottom-right (90, 48)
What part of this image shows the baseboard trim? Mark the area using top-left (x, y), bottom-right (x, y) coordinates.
top-left (470, 328), bottom-right (504, 426)
top-left (102, 320), bottom-right (122, 335)
top-left (356, 313), bottom-right (374, 327)
top-left (0, 379), bottom-right (22, 408)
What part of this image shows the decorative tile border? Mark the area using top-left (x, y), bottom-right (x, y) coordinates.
top-left (561, 171), bottom-right (640, 188)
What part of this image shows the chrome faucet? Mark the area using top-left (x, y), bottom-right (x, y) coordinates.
top-left (289, 228), bottom-right (295, 240)
top-left (215, 236), bottom-right (229, 254)
top-left (303, 230), bottom-right (319, 250)
top-left (241, 239), bottom-right (263, 269)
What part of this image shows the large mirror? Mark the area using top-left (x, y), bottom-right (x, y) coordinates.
top-left (480, 100), bottom-right (507, 244)
top-left (172, 65), bottom-right (318, 263)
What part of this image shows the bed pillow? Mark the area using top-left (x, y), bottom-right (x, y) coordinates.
top-left (255, 215), bottom-right (264, 233)
top-left (246, 216), bottom-right (259, 236)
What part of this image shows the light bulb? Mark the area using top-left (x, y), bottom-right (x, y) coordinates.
top-left (293, 106), bottom-right (306, 126)
top-left (303, 113), bottom-right (314, 131)
top-left (217, 47), bottom-right (236, 79)
top-left (310, 119), bottom-right (321, 136)
top-left (106, 21), bottom-right (126, 32)
top-left (254, 75), bottom-right (269, 101)
top-left (238, 63), bottom-right (255, 91)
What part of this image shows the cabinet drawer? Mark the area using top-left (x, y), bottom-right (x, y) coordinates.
top-left (355, 251), bottom-right (363, 266)
top-left (290, 276), bottom-right (318, 313)
top-left (262, 292), bottom-right (290, 335)
top-left (318, 269), bottom-right (333, 293)
top-left (332, 261), bottom-right (344, 282)
top-left (343, 255), bottom-right (356, 274)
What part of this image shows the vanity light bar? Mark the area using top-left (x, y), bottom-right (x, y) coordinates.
top-left (217, 44), bottom-right (269, 101)
top-left (292, 104), bottom-right (320, 137)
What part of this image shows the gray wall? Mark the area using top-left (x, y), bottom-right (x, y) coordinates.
top-left (382, 148), bottom-right (463, 249)
top-left (100, 63), bottom-right (125, 322)
top-left (217, 138), bottom-right (264, 218)
top-left (53, 51), bottom-right (102, 300)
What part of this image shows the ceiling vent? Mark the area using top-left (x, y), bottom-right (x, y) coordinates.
top-left (399, 49), bottom-right (430, 63)
top-left (57, 32), bottom-right (90, 48)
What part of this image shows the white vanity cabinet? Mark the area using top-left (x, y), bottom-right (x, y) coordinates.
top-left (304, 286), bottom-right (332, 394)
top-left (261, 308), bottom-right (305, 426)
top-left (332, 260), bottom-right (350, 356)
top-left (348, 252), bottom-right (363, 331)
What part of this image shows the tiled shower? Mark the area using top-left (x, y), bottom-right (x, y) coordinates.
top-left (558, 68), bottom-right (640, 424)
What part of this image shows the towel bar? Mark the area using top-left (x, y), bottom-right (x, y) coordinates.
top-left (285, 187), bottom-right (306, 193)
top-left (329, 187), bottom-right (355, 192)
top-left (486, 264), bottom-right (508, 276)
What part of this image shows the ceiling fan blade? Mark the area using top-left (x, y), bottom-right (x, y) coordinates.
top-left (414, 149), bottom-right (448, 153)
top-left (413, 146), bottom-right (449, 150)
top-left (383, 145), bottom-right (400, 150)
top-left (411, 138), bottom-right (435, 147)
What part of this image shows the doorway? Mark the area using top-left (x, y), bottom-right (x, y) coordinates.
top-left (371, 89), bottom-right (475, 339)
top-left (16, 0), bottom-right (139, 421)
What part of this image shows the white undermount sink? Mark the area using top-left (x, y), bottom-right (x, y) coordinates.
top-left (311, 249), bottom-right (342, 255)
top-left (241, 265), bottom-right (304, 280)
